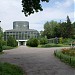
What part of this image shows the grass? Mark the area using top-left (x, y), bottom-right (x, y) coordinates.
top-left (38, 43), bottom-right (69, 48)
top-left (0, 62), bottom-right (25, 75)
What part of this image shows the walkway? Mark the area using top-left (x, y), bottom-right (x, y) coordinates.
top-left (0, 46), bottom-right (75, 75)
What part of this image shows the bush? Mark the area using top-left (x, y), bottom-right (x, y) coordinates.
top-left (41, 44), bottom-right (69, 48)
top-left (40, 38), bottom-right (48, 45)
top-left (2, 46), bottom-right (14, 50)
top-left (26, 38), bottom-right (38, 47)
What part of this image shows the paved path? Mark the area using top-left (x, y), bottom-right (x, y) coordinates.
top-left (0, 46), bottom-right (75, 75)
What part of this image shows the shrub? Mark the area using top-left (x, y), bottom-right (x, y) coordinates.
top-left (40, 38), bottom-right (48, 45)
top-left (41, 44), bottom-right (69, 48)
top-left (26, 38), bottom-right (38, 47)
top-left (2, 46), bottom-right (14, 50)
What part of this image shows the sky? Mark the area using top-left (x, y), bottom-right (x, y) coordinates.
top-left (0, 0), bottom-right (74, 32)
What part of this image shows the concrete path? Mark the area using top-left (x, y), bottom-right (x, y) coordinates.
top-left (0, 46), bottom-right (75, 75)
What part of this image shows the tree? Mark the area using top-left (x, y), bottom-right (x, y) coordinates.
top-left (72, 22), bottom-right (75, 35)
top-left (73, 22), bottom-right (75, 28)
top-left (61, 16), bottom-right (74, 38)
top-left (0, 26), bottom-right (3, 40)
top-left (53, 24), bottom-right (61, 37)
top-left (0, 26), bottom-right (3, 52)
top-left (22, 0), bottom-right (49, 16)
top-left (43, 21), bottom-right (59, 38)
top-left (7, 36), bottom-right (18, 47)
top-left (40, 37), bottom-right (48, 45)
top-left (40, 30), bottom-right (44, 37)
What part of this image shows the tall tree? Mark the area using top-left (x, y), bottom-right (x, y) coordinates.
top-left (66, 16), bottom-right (74, 38)
top-left (72, 22), bottom-right (75, 35)
top-left (22, 0), bottom-right (49, 16)
top-left (0, 26), bottom-right (3, 39)
top-left (53, 24), bottom-right (61, 37)
top-left (0, 26), bottom-right (3, 52)
top-left (61, 16), bottom-right (74, 38)
top-left (7, 36), bottom-right (18, 47)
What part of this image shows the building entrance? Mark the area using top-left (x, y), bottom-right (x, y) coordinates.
top-left (20, 41), bottom-right (25, 45)
top-left (17, 40), bottom-right (27, 46)
top-left (20, 41), bottom-right (24, 45)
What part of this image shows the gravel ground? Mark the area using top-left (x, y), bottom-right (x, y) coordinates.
top-left (0, 46), bottom-right (75, 75)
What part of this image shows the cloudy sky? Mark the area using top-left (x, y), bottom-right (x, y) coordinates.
top-left (0, 0), bottom-right (74, 31)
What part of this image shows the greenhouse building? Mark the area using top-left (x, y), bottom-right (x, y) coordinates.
top-left (4, 21), bottom-right (39, 46)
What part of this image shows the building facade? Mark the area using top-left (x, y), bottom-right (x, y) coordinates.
top-left (4, 21), bottom-right (39, 46)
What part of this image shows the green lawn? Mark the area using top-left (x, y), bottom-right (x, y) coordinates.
top-left (0, 62), bottom-right (26, 75)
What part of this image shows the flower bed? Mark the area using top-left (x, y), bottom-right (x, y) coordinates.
top-left (54, 48), bottom-right (75, 67)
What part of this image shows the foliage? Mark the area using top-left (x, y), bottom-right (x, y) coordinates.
top-left (0, 26), bottom-right (3, 39)
top-left (53, 24), bottom-right (61, 37)
top-left (26, 38), bottom-right (38, 47)
top-left (43, 21), bottom-right (59, 38)
top-left (0, 62), bottom-right (24, 75)
top-left (61, 16), bottom-right (74, 38)
top-left (0, 26), bottom-right (3, 52)
top-left (42, 16), bottom-right (74, 39)
top-left (7, 36), bottom-right (18, 47)
top-left (40, 30), bottom-right (45, 37)
top-left (22, 0), bottom-right (49, 16)
top-left (41, 44), bottom-right (69, 48)
top-left (59, 37), bottom-right (63, 44)
top-left (2, 40), bottom-right (7, 46)
top-left (2, 46), bottom-right (14, 50)
top-left (40, 37), bottom-right (48, 45)
top-left (63, 38), bottom-right (74, 45)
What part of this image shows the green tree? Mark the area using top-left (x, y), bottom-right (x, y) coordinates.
top-left (72, 22), bottom-right (75, 35)
top-left (22, 0), bottom-right (49, 16)
top-left (73, 22), bottom-right (75, 28)
top-left (7, 36), bottom-right (18, 47)
top-left (43, 21), bottom-right (59, 38)
top-left (0, 26), bottom-right (3, 39)
top-left (66, 16), bottom-right (74, 38)
top-left (53, 24), bottom-right (61, 37)
top-left (61, 16), bottom-right (74, 38)
top-left (40, 30), bottom-right (44, 38)
top-left (0, 26), bottom-right (3, 52)
top-left (40, 37), bottom-right (48, 45)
